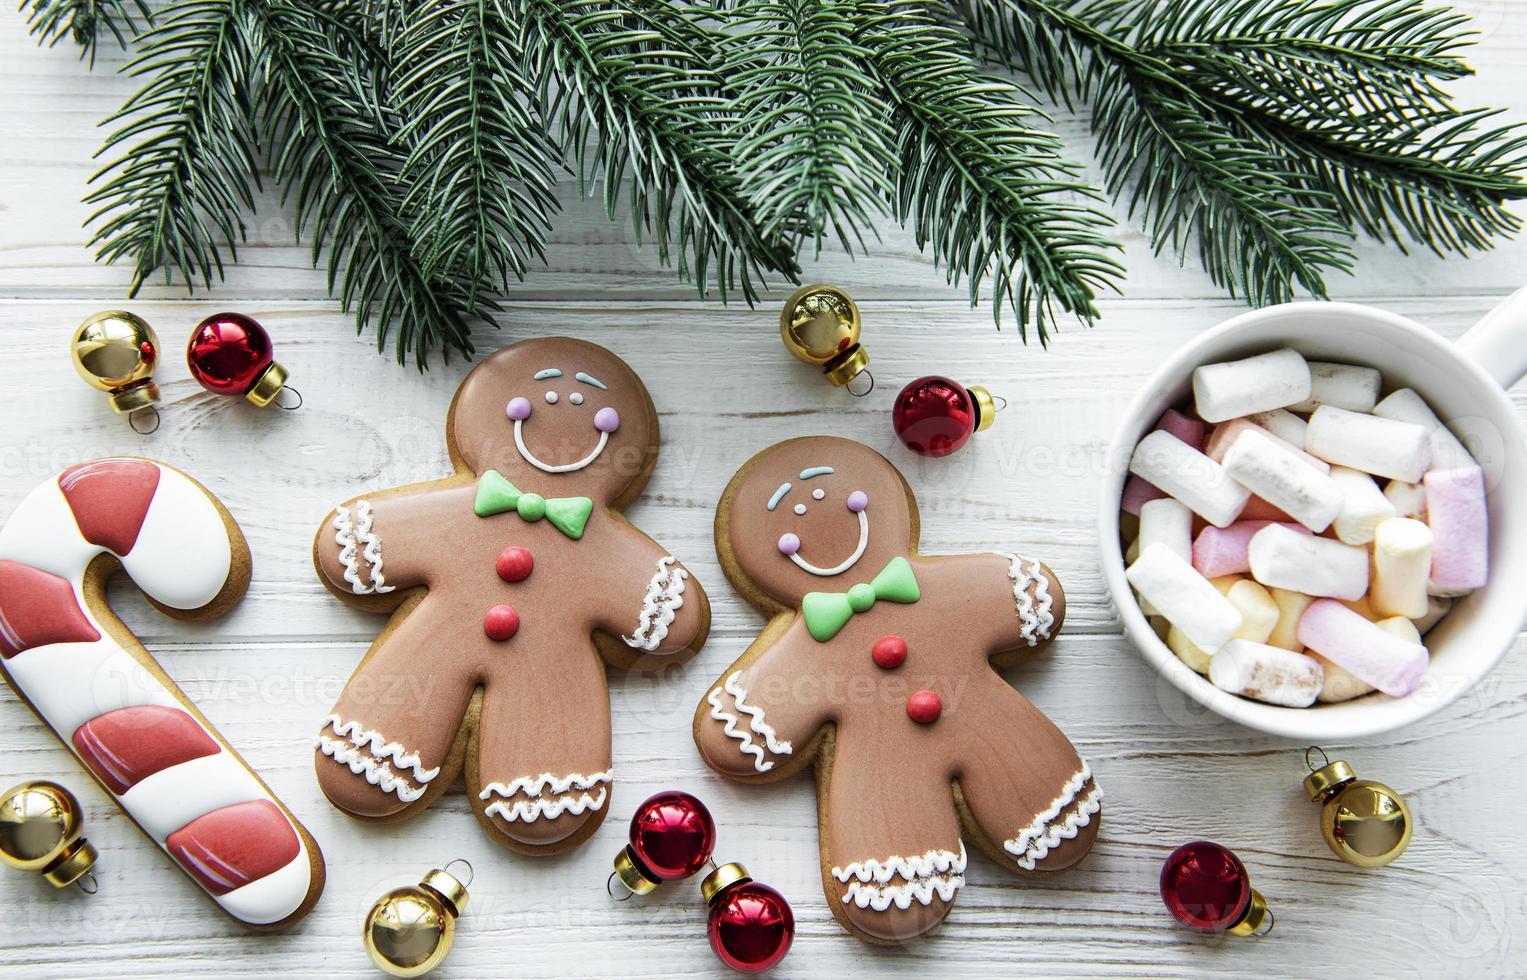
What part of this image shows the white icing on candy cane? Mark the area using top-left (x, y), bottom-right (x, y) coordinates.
top-left (622, 555), bottom-right (688, 651)
top-left (706, 671), bottom-right (793, 773)
top-left (834, 844), bottom-right (967, 910)
top-left (1004, 764), bottom-right (1103, 871)
top-left (332, 500), bottom-right (395, 595)
top-left (478, 771), bottom-right (612, 823)
top-left (1003, 552), bottom-right (1055, 647)
top-left (0, 461), bottom-right (316, 926)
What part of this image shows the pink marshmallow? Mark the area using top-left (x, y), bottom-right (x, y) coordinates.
top-left (1121, 410), bottom-right (1206, 515)
top-left (1297, 599), bottom-right (1428, 698)
top-left (1204, 418), bottom-right (1329, 472)
top-left (1122, 474), bottom-right (1168, 516)
top-left (1192, 521), bottom-right (1311, 578)
top-left (1239, 495), bottom-right (1295, 522)
top-left (1425, 465), bottom-right (1488, 593)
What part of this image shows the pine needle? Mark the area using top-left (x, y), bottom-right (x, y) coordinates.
top-left (19, 0), bottom-right (152, 65)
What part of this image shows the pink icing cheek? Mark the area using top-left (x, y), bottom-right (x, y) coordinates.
top-left (778, 533), bottom-right (801, 556)
top-left (846, 490), bottom-right (868, 513)
top-left (594, 406), bottom-right (620, 433)
top-left (506, 397), bottom-right (532, 421)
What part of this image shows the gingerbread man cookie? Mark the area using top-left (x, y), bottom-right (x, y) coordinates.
top-left (313, 338), bottom-right (709, 853)
top-left (694, 437), bottom-right (1101, 943)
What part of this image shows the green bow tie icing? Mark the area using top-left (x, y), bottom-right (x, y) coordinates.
top-left (473, 470), bottom-right (594, 540)
top-left (801, 556), bottom-right (921, 642)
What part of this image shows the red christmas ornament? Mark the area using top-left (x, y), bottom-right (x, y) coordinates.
top-left (891, 375), bottom-right (1002, 457)
top-left (1160, 841), bottom-right (1273, 937)
top-left (495, 546), bottom-right (534, 583)
top-left (186, 312), bottom-right (297, 409)
top-left (482, 604), bottom-right (520, 641)
top-left (703, 864), bottom-right (794, 974)
top-left (610, 791), bottom-right (716, 896)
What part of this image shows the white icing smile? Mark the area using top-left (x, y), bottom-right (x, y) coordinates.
top-left (788, 510), bottom-right (869, 577)
top-left (514, 420), bottom-right (610, 474)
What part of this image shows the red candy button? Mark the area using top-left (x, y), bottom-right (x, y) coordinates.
top-left (496, 546), bottom-right (534, 582)
top-left (906, 690), bottom-right (942, 724)
top-left (872, 635), bottom-right (907, 670)
top-left (484, 604), bottom-right (520, 641)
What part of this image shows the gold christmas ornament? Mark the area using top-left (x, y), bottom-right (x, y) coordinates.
top-left (70, 311), bottom-right (162, 432)
top-left (779, 284), bottom-right (873, 394)
top-left (1303, 747), bottom-right (1412, 868)
top-left (363, 860), bottom-right (472, 978)
top-left (0, 781), bottom-right (99, 892)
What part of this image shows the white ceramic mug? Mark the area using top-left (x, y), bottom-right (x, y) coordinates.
top-left (1099, 288), bottom-right (1527, 739)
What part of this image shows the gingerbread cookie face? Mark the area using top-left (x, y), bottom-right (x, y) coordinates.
top-left (313, 338), bottom-right (709, 855)
top-left (449, 338), bottom-right (656, 507)
top-left (696, 436), bottom-right (1099, 944)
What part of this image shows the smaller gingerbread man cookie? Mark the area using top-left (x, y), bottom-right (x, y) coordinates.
top-left (694, 437), bottom-right (1101, 943)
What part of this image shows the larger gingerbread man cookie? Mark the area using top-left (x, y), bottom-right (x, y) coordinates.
top-left (694, 437), bottom-right (1101, 943)
top-left (313, 338), bottom-right (710, 853)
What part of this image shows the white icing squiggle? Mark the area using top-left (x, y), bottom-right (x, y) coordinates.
top-left (333, 502), bottom-right (396, 595)
top-left (623, 556), bottom-right (688, 651)
top-left (842, 875), bottom-right (964, 911)
top-left (706, 671), bottom-right (792, 772)
top-left (832, 844), bottom-right (967, 884)
top-left (835, 844), bottom-right (967, 910)
top-left (478, 771), bottom-right (612, 823)
top-left (1004, 765), bottom-right (1103, 870)
top-left (321, 715), bottom-right (439, 784)
top-left (315, 736), bottom-right (427, 803)
top-left (1003, 552), bottom-right (1055, 646)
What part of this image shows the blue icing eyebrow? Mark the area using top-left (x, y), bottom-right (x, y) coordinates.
top-left (534, 368), bottom-right (562, 380)
top-left (575, 372), bottom-right (607, 390)
top-left (799, 466), bottom-right (834, 480)
top-left (767, 482), bottom-right (792, 511)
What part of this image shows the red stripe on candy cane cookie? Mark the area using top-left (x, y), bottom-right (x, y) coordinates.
top-left (72, 705), bottom-right (221, 794)
top-left (58, 459), bottom-right (160, 555)
top-left (0, 560), bottom-right (101, 657)
top-left (166, 800), bottom-right (302, 896)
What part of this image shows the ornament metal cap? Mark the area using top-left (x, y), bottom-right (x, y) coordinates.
top-left (420, 866), bottom-right (470, 916)
top-left (968, 385), bottom-right (998, 433)
top-left (1227, 889), bottom-right (1274, 938)
top-left (611, 846), bottom-right (661, 897)
top-left (107, 381), bottom-right (161, 416)
top-left (245, 361), bottom-right (290, 408)
top-left (1303, 759), bottom-right (1357, 801)
top-left (700, 861), bottom-right (751, 905)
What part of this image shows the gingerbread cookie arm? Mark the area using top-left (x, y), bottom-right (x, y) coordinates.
top-left (317, 484), bottom-right (472, 600)
top-left (0, 459), bottom-right (323, 927)
top-left (695, 618), bottom-right (831, 780)
top-left (588, 519), bottom-right (709, 658)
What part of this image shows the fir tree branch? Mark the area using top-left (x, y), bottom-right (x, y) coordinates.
top-left (20, 0), bottom-right (153, 65)
top-left (855, 1), bottom-right (1123, 341)
top-left (722, 0), bottom-right (896, 255)
top-left (510, 0), bottom-right (799, 302)
top-left (391, 0), bottom-right (563, 306)
top-left (85, 0), bottom-right (259, 294)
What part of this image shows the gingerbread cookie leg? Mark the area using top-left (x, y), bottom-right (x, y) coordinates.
top-left (954, 679), bottom-right (1102, 874)
top-left (314, 596), bottom-right (475, 818)
top-left (469, 640), bottom-right (613, 853)
top-left (820, 723), bottom-right (965, 944)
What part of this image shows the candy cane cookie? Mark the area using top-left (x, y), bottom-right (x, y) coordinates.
top-left (0, 458), bottom-right (324, 927)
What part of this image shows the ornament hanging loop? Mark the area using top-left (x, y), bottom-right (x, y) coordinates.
top-left (992, 394), bottom-right (1009, 412)
top-left (846, 370), bottom-right (874, 397)
top-left (443, 858), bottom-right (473, 888)
top-left (275, 385), bottom-right (304, 411)
top-left (128, 406), bottom-right (160, 435)
top-left (1305, 745), bottom-right (1331, 772)
top-left (606, 871), bottom-right (634, 902)
top-left (77, 871), bottom-right (98, 894)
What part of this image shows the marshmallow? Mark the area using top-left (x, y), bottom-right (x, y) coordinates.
top-left (1206, 419), bottom-right (1330, 473)
top-left (1329, 467), bottom-right (1396, 545)
top-left (1414, 594), bottom-right (1452, 635)
top-left (1267, 588), bottom-right (1314, 651)
top-left (1209, 640), bottom-right (1324, 707)
top-left (1138, 498), bottom-right (1192, 616)
top-left (1192, 520), bottom-right (1309, 578)
top-left (1167, 626), bottom-right (1212, 674)
top-left (1425, 465), bottom-right (1488, 596)
top-left (1121, 411), bottom-right (1208, 515)
top-left (1127, 543), bottom-right (1243, 654)
top-left (1121, 475), bottom-right (1167, 516)
top-left (1225, 580), bottom-right (1278, 644)
top-left (1222, 429), bottom-right (1342, 532)
top-left (1342, 594), bottom-right (1380, 621)
top-left (1209, 575), bottom-right (1242, 595)
top-left (1239, 495), bottom-right (1294, 522)
top-left (1246, 409), bottom-right (1308, 447)
top-left (1305, 406), bottom-right (1430, 482)
top-left (1193, 348), bottom-right (1312, 423)
top-left (1247, 524), bottom-right (1369, 600)
top-left (1373, 387), bottom-right (1476, 472)
top-left (1297, 599), bottom-right (1428, 698)
top-left (1313, 654), bottom-right (1375, 703)
top-left (1289, 361), bottom-right (1381, 413)
top-left (1129, 430), bottom-right (1251, 528)
top-left (1383, 480), bottom-right (1427, 521)
top-left (1371, 518), bottom-right (1434, 618)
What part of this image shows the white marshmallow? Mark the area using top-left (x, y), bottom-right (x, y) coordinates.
top-left (1305, 405), bottom-right (1431, 482)
top-left (1267, 588), bottom-right (1314, 651)
top-left (1383, 480), bottom-right (1427, 521)
top-left (1246, 409), bottom-right (1308, 447)
top-left (1247, 523), bottom-right (1369, 600)
top-left (1127, 543), bottom-right (1244, 655)
top-left (1329, 466), bottom-right (1396, 545)
top-left (1221, 428), bottom-right (1343, 532)
top-left (1371, 518), bottom-right (1434, 619)
top-left (1129, 429), bottom-right (1250, 528)
top-left (1289, 361), bottom-right (1381, 413)
top-left (1209, 640), bottom-right (1324, 707)
top-left (1373, 387), bottom-right (1476, 472)
top-left (1193, 348), bottom-right (1312, 423)
top-left (1137, 498), bottom-right (1192, 616)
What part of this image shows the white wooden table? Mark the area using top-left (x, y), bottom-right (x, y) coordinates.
top-left (3, 5), bottom-right (1525, 976)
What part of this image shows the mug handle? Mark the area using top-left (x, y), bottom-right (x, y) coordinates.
top-left (1458, 284), bottom-right (1527, 391)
